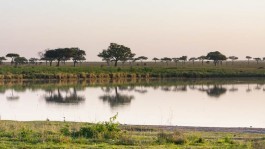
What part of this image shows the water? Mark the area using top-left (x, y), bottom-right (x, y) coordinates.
top-left (0, 79), bottom-right (265, 128)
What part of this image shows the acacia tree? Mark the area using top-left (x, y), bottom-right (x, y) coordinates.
top-left (98, 50), bottom-right (111, 66)
top-left (137, 56), bottom-right (148, 65)
top-left (197, 56), bottom-right (207, 65)
top-left (43, 49), bottom-right (57, 66)
top-left (246, 56), bottom-right (252, 64)
top-left (72, 48), bottom-right (86, 67)
top-left (29, 58), bottom-right (38, 65)
top-left (172, 58), bottom-right (180, 66)
top-left (152, 57), bottom-right (159, 64)
top-left (14, 57), bottom-right (27, 66)
top-left (228, 56), bottom-right (238, 65)
top-left (253, 58), bottom-right (261, 64)
top-left (206, 51), bottom-right (227, 66)
top-left (98, 43), bottom-right (135, 67)
top-left (189, 57), bottom-right (197, 65)
top-left (179, 56), bottom-right (187, 65)
top-left (120, 53), bottom-right (135, 66)
top-left (161, 57), bottom-right (172, 66)
top-left (54, 48), bottom-right (73, 67)
top-left (0, 57), bottom-right (7, 65)
top-left (42, 48), bottom-right (74, 67)
top-left (6, 53), bottom-right (19, 65)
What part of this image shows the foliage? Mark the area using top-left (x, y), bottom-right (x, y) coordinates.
top-left (14, 57), bottom-right (28, 66)
top-left (66, 114), bottom-right (120, 140)
top-left (29, 58), bottom-right (38, 64)
top-left (6, 53), bottom-right (19, 64)
top-left (254, 57), bottom-right (261, 64)
top-left (98, 43), bottom-right (135, 67)
top-left (206, 51), bottom-right (227, 66)
top-left (157, 131), bottom-right (187, 145)
top-left (72, 48), bottom-right (86, 67)
top-left (161, 57), bottom-right (172, 65)
top-left (152, 57), bottom-right (159, 63)
top-left (0, 120), bottom-right (264, 148)
top-left (42, 48), bottom-right (86, 67)
top-left (0, 56), bottom-right (7, 64)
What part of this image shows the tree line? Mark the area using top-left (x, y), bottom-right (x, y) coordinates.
top-left (0, 43), bottom-right (265, 67)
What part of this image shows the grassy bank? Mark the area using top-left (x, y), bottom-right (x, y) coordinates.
top-left (0, 120), bottom-right (264, 148)
top-left (1, 62), bottom-right (265, 80)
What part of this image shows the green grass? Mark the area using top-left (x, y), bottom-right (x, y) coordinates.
top-left (0, 120), bottom-right (264, 148)
top-left (0, 61), bottom-right (265, 80)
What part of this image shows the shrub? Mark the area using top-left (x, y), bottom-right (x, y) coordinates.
top-left (64, 114), bottom-right (121, 140)
top-left (157, 131), bottom-right (186, 145)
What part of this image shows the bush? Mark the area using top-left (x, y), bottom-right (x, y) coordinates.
top-left (63, 114), bottom-right (121, 140)
top-left (157, 131), bottom-right (186, 145)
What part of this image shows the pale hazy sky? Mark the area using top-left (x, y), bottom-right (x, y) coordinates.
top-left (0, 0), bottom-right (265, 61)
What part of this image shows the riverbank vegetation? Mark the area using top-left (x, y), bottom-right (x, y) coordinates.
top-left (1, 62), bottom-right (265, 80)
top-left (1, 43), bottom-right (265, 80)
top-left (0, 119), bottom-right (264, 148)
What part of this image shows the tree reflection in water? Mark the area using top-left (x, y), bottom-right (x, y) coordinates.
top-left (229, 84), bottom-right (238, 92)
top-left (44, 87), bottom-right (85, 104)
top-left (6, 89), bottom-right (19, 100)
top-left (99, 87), bottom-right (134, 108)
top-left (206, 85), bottom-right (227, 98)
top-left (198, 85), bottom-right (227, 98)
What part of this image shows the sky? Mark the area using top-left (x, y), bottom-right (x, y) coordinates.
top-left (0, 0), bottom-right (265, 61)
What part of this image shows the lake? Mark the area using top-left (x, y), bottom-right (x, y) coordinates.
top-left (0, 79), bottom-right (265, 128)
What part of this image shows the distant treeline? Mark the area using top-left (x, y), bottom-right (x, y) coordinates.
top-left (0, 43), bottom-right (265, 67)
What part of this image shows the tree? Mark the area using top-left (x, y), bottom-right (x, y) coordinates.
top-left (0, 57), bottom-right (7, 65)
top-left (53, 48), bottom-right (73, 67)
top-left (137, 56), bottom-right (148, 65)
top-left (161, 57), bottom-right (172, 66)
top-left (253, 58), bottom-right (261, 64)
top-left (189, 57), bottom-right (197, 65)
top-left (14, 57), bottom-right (27, 66)
top-left (43, 49), bottom-right (57, 66)
top-left (121, 53), bottom-right (135, 66)
top-left (6, 53), bottom-right (19, 65)
top-left (43, 48), bottom-right (74, 67)
top-left (98, 43), bottom-right (135, 67)
top-left (29, 58), bottom-right (38, 65)
top-left (197, 56), bottom-right (207, 65)
top-left (228, 56), bottom-right (238, 65)
top-left (98, 50), bottom-right (112, 66)
top-left (206, 51), bottom-right (227, 66)
top-left (179, 56), bottom-right (187, 64)
top-left (72, 48), bottom-right (86, 67)
top-left (172, 58), bottom-right (180, 66)
top-left (246, 56), bottom-right (252, 64)
top-left (152, 57), bottom-right (159, 64)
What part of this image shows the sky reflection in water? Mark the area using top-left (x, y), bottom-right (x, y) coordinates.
top-left (0, 80), bottom-right (265, 128)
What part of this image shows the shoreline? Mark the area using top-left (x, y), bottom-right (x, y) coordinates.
top-left (1, 120), bottom-right (265, 148)
top-left (1, 120), bottom-right (265, 134)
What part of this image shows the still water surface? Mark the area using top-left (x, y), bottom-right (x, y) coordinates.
top-left (0, 79), bottom-right (265, 128)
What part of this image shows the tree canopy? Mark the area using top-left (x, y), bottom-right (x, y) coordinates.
top-left (42, 48), bottom-right (85, 67)
top-left (98, 43), bottom-right (135, 67)
top-left (206, 51), bottom-right (227, 66)
top-left (0, 56), bottom-right (7, 64)
top-left (14, 57), bottom-right (28, 66)
top-left (6, 53), bottom-right (19, 64)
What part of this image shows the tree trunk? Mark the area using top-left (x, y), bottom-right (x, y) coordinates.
top-left (114, 60), bottom-right (118, 67)
top-left (57, 60), bottom-right (60, 67)
top-left (74, 61), bottom-right (77, 67)
top-left (49, 61), bottom-right (52, 66)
